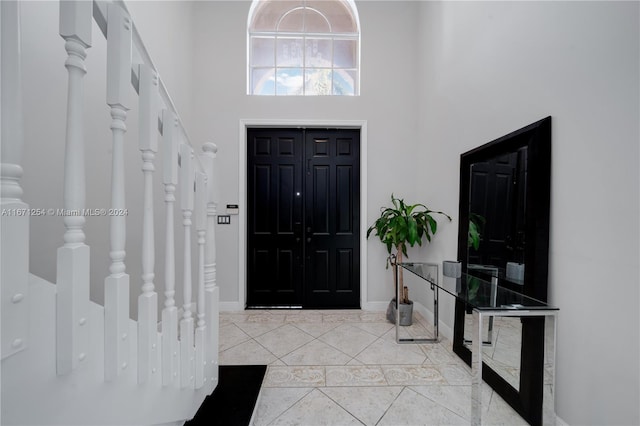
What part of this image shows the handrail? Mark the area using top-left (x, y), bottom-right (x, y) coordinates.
top-left (92, 0), bottom-right (202, 171)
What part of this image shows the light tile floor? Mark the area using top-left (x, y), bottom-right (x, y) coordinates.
top-left (219, 309), bottom-right (527, 426)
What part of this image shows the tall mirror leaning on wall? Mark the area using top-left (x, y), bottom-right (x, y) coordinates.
top-left (453, 116), bottom-right (551, 426)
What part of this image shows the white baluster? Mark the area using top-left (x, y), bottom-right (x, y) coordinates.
top-left (104, 4), bottom-right (132, 381)
top-left (161, 110), bottom-right (179, 387)
top-left (1, 0), bottom-right (29, 361)
top-left (200, 142), bottom-right (219, 386)
top-left (55, 0), bottom-right (92, 375)
top-left (137, 64), bottom-right (159, 384)
top-left (194, 171), bottom-right (207, 389)
top-left (180, 143), bottom-right (195, 389)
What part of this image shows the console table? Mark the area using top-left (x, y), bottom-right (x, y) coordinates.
top-left (399, 262), bottom-right (559, 426)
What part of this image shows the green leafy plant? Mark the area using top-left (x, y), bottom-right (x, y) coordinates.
top-left (468, 212), bottom-right (486, 250)
top-left (466, 275), bottom-right (481, 302)
top-left (367, 194), bottom-right (452, 303)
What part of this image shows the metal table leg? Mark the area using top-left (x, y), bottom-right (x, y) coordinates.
top-left (395, 263), bottom-right (440, 344)
top-left (543, 313), bottom-right (557, 425)
top-left (471, 309), bottom-right (483, 426)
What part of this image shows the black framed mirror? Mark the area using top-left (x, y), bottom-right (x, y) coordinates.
top-left (453, 117), bottom-right (551, 425)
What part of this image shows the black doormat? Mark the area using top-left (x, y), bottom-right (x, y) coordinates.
top-left (185, 365), bottom-right (267, 426)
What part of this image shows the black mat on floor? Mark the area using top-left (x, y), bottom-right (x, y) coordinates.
top-left (185, 365), bottom-right (267, 426)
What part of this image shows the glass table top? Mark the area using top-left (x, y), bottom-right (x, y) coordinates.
top-left (467, 264), bottom-right (524, 286)
top-left (400, 262), bottom-right (558, 311)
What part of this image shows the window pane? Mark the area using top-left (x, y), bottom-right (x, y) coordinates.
top-left (305, 38), bottom-right (332, 67)
top-left (305, 68), bottom-right (332, 95)
top-left (252, 68), bottom-right (276, 95)
top-left (307, 0), bottom-right (357, 32)
top-left (304, 9), bottom-right (331, 33)
top-left (251, 37), bottom-right (275, 67)
top-left (329, 15), bottom-right (358, 33)
top-left (277, 7), bottom-right (304, 32)
top-left (332, 69), bottom-right (355, 95)
top-left (276, 37), bottom-right (303, 67)
top-left (333, 39), bottom-right (357, 68)
top-left (276, 68), bottom-right (303, 95)
top-left (251, 0), bottom-right (304, 31)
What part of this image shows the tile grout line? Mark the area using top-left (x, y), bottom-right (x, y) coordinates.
top-left (218, 323), bottom-right (253, 353)
top-left (373, 385), bottom-right (409, 426)
top-left (260, 387), bottom-right (316, 426)
top-left (316, 386), bottom-right (369, 426)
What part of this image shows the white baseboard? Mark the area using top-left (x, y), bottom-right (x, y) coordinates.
top-left (361, 301), bottom-right (388, 311)
top-left (219, 301), bottom-right (244, 312)
top-left (221, 301), bottom-right (391, 312)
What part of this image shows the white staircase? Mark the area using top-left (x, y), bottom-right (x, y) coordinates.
top-left (1, 1), bottom-right (220, 424)
top-left (2, 275), bottom-right (212, 425)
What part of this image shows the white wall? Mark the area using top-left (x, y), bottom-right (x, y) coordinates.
top-left (188, 1), bottom-right (426, 307)
top-left (126, 1), bottom-right (195, 133)
top-left (417, 1), bottom-right (640, 424)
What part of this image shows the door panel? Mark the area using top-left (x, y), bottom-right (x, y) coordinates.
top-left (247, 128), bottom-right (359, 308)
top-left (304, 129), bottom-right (360, 308)
top-left (247, 129), bottom-right (304, 306)
top-left (336, 166), bottom-right (353, 233)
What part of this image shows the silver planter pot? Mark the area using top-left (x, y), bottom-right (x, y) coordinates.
top-left (386, 298), bottom-right (413, 326)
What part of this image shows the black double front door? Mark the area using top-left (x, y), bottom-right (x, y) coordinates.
top-left (247, 128), bottom-right (360, 308)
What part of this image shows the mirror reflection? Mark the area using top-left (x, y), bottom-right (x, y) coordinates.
top-left (464, 315), bottom-right (523, 390)
top-left (467, 148), bottom-right (528, 284)
top-left (463, 148), bottom-right (530, 388)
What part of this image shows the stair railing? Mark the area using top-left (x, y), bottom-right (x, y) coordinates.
top-left (46, 0), bottom-right (218, 391)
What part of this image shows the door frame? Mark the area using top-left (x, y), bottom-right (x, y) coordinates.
top-left (238, 119), bottom-right (368, 310)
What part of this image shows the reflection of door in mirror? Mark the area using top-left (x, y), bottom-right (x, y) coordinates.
top-left (468, 148), bottom-right (527, 270)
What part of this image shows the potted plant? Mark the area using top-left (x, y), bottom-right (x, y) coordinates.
top-left (367, 194), bottom-right (452, 325)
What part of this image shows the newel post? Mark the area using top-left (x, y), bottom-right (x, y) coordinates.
top-left (161, 110), bottom-right (179, 387)
top-left (137, 64), bottom-right (159, 384)
top-left (104, 3), bottom-right (132, 381)
top-left (1, 0), bottom-right (29, 361)
top-left (55, 0), bottom-right (92, 375)
top-left (200, 142), bottom-right (219, 386)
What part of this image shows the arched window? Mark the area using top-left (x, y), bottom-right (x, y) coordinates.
top-left (248, 0), bottom-right (360, 96)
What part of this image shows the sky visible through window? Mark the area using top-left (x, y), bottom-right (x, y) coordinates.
top-left (248, 0), bottom-right (360, 96)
